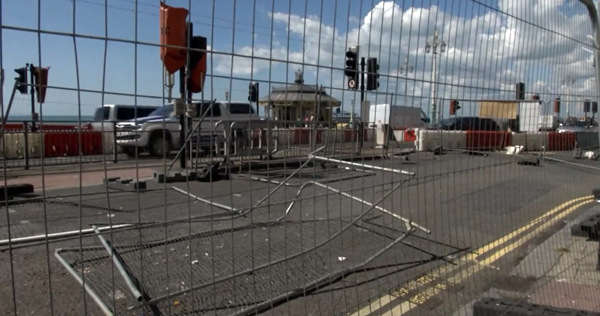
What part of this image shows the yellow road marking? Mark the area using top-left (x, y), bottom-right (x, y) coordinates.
top-left (468, 195), bottom-right (592, 258)
top-left (379, 263), bottom-right (487, 316)
top-left (382, 198), bottom-right (593, 316)
top-left (479, 199), bottom-right (592, 266)
top-left (351, 195), bottom-right (593, 316)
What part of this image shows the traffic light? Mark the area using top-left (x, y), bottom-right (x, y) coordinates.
top-left (248, 82), bottom-right (259, 102)
top-left (593, 101), bottom-right (598, 113)
top-left (159, 3), bottom-right (189, 74)
top-left (188, 36), bottom-right (207, 93)
top-left (584, 99), bottom-right (591, 113)
top-left (14, 67), bottom-right (28, 94)
top-left (344, 46), bottom-right (359, 90)
top-left (553, 97), bottom-right (560, 113)
top-left (515, 82), bottom-right (525, 100)
top-left (366, 57), bottom-right (379, 91)
top-left (32, 67), bottom-right (49, 104)
top-left (449, 99), bottom-right (461, 115)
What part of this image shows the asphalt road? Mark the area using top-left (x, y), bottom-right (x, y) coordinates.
top-left (0, 142), bottom-right (377, 179)
top-left (0, 150), bottom-right (597, 316)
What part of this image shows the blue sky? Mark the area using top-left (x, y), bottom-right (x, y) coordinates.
top-left (1, 0), bottom-right (597, 119)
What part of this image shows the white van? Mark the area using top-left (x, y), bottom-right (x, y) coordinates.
top-left (368, 104), bottom-right (430, 129)
top-left (115, 101), bottom-right (262, 157)
top-left (88, 104), bottom-right (159, 131)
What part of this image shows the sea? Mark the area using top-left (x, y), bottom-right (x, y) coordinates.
top-left (4, 115), bottom-right (94, 123)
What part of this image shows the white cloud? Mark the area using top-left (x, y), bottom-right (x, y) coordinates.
top-left (214, 0), bottom-right (597, 117)
top-left (214, 46), bottom-right (304, 76)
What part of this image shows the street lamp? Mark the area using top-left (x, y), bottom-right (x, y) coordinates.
top-left (399, 57), bottom-right (414, 107)
top-left (562, 75), bottom-right (576, 118)
top-left (425, 29), bottom-right (446, 124)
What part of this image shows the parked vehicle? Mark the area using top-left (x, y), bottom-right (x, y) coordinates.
top-left (368, 104), bottom-right (430, 129)
top-left (538, 115), bottom-right (560, 131)
top-left (116, 101), bottom-right (260, 157)
top-left (556, 119), bottom-right (598, 133)
top-left (437, 117), bottom-right (500, 131)
top-left (87, 104), bottom-right (159, 131)
top-left (518, 102), bottom-right (549, 132)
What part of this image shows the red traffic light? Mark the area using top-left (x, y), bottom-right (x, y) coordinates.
top-left (32, 67), bottom-right (49, 104)
top-left (159, 3), bottom-right (189, 74)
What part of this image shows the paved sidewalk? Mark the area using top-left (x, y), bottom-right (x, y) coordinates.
top-left (511, 205), bottom-right (600, 312)
top-left (1, 168), bottom-right (155, 191)
top-left (454, 205), bottom-right (600, 315)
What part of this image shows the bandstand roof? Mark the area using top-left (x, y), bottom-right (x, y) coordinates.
top-left (257, 70), bottom-right (341, 107)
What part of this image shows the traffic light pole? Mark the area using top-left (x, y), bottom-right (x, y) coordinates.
top-left (359, 57), bottom-right (366, 151)
top-left (360, 57), bottom-right (365, 104)
top-left (179, 66), bottom-right (186, 168)
top-left (27, 64), bottom-right (37, 132)
top-left (344, 47), bottom-right (366, 151)
top-left (179, 22), bottom-right (193, 169)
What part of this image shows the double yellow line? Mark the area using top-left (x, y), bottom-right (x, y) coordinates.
top-left (352, 195), bottom-right (594, 316)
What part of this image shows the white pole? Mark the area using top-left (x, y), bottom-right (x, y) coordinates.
top-left (0, 224), bottom-right (132, 246)
top-left (350, 99), bottom-right (355, 124)
top-left (431, 50), bottom-right (437, 123)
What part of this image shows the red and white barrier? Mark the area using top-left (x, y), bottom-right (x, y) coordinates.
top-left (547, 132), bottom-right (576, 151)
top-left (1, 127), bottom-right (578, 160)
top-left (0, 133), bottom-right (43, 159)
top-left (273, 128), bottom-right (368, 146)
top-left (42, 132), bottom-right (104, 157)
top-left (392, 129), bottom-right (417, 142)
top-left (465, 131), bottom-right (511, 151)
top-left (415, 129), bottom-right (576, 152)
top-left (511, 132), bottom-right (545, 151)
top-left (415, 130), bottom-right (467, 151)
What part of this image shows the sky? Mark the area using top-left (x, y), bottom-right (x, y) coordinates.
top-left (1, 0), bottom-right (599, 120)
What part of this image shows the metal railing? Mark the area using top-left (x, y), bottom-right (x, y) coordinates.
top-left (0, 119), bottom-right (380, 169)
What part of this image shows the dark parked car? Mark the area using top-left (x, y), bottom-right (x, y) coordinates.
top-left (438, 117), bottom-right (500, 131)
top-left (556, 117), bottom-right (598, 133)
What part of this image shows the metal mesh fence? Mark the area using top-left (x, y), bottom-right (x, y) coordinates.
top-left (2, 0), bottom-right (600, 315)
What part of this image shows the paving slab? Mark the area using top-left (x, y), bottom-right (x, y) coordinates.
top-left (529, 281), bottom-right (600, 312)
top-left (454, 206), bottom-right (600, 316)
top-left (511, 206), bottom-right (600, 282)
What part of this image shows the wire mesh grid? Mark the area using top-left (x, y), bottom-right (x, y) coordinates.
top-left (2, 0), bottom-right (600, 315)
top-left (40, 168), bottom-right (428, 315)
top-left (55, 219), bottom-right (412, 315)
